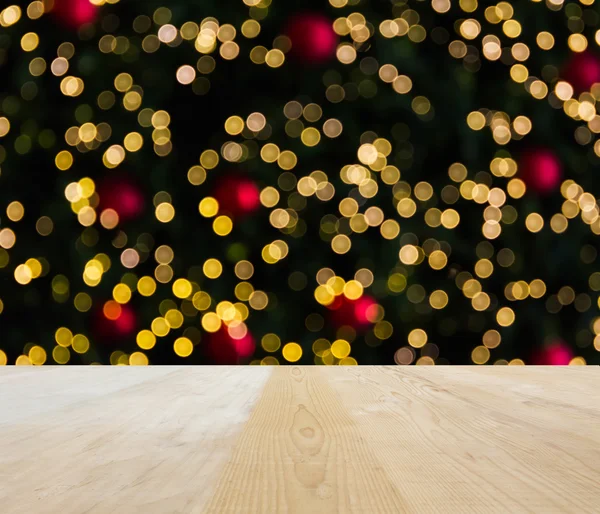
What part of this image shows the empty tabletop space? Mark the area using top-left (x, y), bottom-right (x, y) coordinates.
top-left (0, 367), bottom-right (599, 513)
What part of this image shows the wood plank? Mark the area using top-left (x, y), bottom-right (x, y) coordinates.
top-left (0, 367), bottom-right (598, 513)
top-left (205, 366), bottom-right (408, 513)
top-left (207, 367), bottom-right (600, 513)
top-left (0, 366), bottom-right (176, 424)
top-left (323, 367), bottom-right (600, 513)
top-left (0, 367), bottom-right (272, 514)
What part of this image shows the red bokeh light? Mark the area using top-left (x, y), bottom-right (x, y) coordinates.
top-left (285, 14), bottom-right (338, 64)
top-left (53, 0), bottom-right (98, 28)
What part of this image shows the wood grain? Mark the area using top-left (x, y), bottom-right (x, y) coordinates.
top-left (0, 367), bottom-right (598, 513)
top-left (0, 367), bottom-right (271, 513)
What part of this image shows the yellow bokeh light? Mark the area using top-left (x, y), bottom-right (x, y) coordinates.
top-left (138, 276), bottom-right (157, 296)
top-left (331, 339), bottom-right (351, 359)
top-left (225, 115), bottom-right (244, 135)
top-left (172, 278), bottom-right (192, 299)
top-left (525, 213), bottom-right (544, 233)
top-left (496, 306), bottom-right (515, 327)
top-left (29, 345), bottom-right (46, 365)
top-left (441, 209), bottom-right (460, 228)
top-left (174, 337), bottom-right (193, 357)
top-left (151, 317), bottom-right (170, 337)
top-left (399, 245), bottom-right (419, 265)
top-left (282, 342), bottom-right (302, 362)
top-left (343, 280), bottom-right (363, 300)
top-left (472, 345), bottom-right (490, 364)
top-left (429, 290), bottom-right (448, 309)
top-left (15, 355), bottom-right (32, 366)
top-left (124, 132), bottom-right (143, 152)
top-left (14, 264), bottom-right (32, 285)
top-left (137, 330), bottom-right (156, 350)
top-left (7, 201), bottom-right (24, 222)
top-left (408, 328), bottom-right (427, 348)
top-left (467, 111), bottom-right (486, 130)
top-left (301, 127), bottom-right (321, 147)
top-left (203, 258), bottom-right (223, 279)
top-left (72, 334), bottom-right (90, 354)
top-left (331, 234), bottom-right (351, 254)
top-left (428, 250), bottom-right (448, 270)
top-left (52, 346), bottom-right (70, 364)
top-left (55, 150), bottom-right (73, 170)
top-left (265, 49), bottom-right (285, 68)
top-left (0, 117), bottom-right (10, 137)
top-left (199, 197), bottom-right (219, 217)
top-left (262, 333), bottom-right (281, 352)
top-left (55, 327), bottom-right (73, 347)
top-left (113, 283), bottom-right (132, 304)
top-left (200, 149), bottom-right (219, 169)
top-left (156, 202), bottom-right (175, 223)
top-left (21, 32), bottom-right (39, 52)
top-left (213, 215), bottom-right (233, 236)
top-left (201, 312), bottom-right (222, 332)
top-left (130, 352), bottom-right (149, 365)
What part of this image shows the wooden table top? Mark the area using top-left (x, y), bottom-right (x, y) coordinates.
top-left (0, 366), bottom-right (598, 513)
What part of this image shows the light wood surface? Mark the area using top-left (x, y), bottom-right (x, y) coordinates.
top-left (0, 367), bottom-right (598, 513)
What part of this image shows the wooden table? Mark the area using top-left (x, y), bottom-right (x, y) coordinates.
top-left (0, 367), bottom-right (598, 513)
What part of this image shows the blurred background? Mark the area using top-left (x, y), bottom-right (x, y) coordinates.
top-left (0, 0), bottom-right (599, 365)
